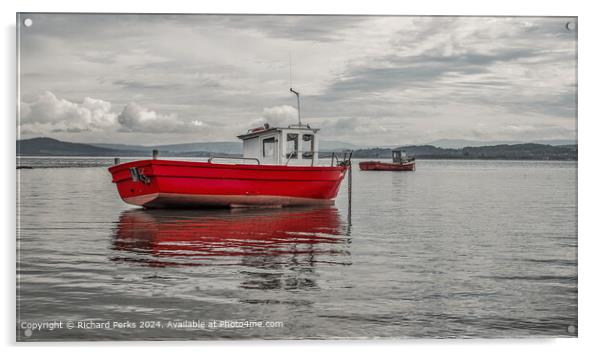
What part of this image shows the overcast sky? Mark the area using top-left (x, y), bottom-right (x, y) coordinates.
top-left (18, 14), bottom-right (577, 146)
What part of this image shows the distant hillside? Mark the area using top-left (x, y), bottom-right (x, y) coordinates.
top-left (20, 137), bottom-right (357, 157)
top-left (91, 141), bottom-right (242, 154)
top-left (91, 140), bottom-right (359, 154)
top-left (17, 137), bottom-right (130, 156)
top-left (349, 144), bottom-right (577, 160)
top-left (17, 137), bottom-right (577, 160)
top-left (320, 140), bottom-right (363, 151)
top-left (427, 138), bottom-right (577, 149)
top-left (17, 137), bottom-right (235, 157)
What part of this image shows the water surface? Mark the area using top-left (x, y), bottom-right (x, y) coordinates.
top-left (16, 159), bottom-right (577, 340)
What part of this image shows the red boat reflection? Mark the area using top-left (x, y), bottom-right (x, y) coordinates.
top-left (112, 207), bottom-right (350, 268)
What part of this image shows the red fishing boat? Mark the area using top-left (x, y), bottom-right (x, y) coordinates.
top-left (108, 88), bottom-right (351, 208)
top-left (359, 149), bottom-right (416, 171)
top-left (108, 158), bottom-right (348, 208)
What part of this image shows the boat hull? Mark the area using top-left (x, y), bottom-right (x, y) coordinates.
top-left (359, 161), bottom-right (415, 171)
top-left (108, 159), bottom-right (347, 208)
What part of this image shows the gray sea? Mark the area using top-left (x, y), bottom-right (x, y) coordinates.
top-left (16, 157), bottom-right (577, 341)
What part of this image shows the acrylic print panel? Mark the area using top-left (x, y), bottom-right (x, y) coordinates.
top-left (16, 13), bottom-right (577, 341)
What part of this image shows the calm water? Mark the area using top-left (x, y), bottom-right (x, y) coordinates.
top-left (16, 158), bottom-right (577, 341)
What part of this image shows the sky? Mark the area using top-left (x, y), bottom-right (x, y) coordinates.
top-left (18, 14), bottom-right (577, 146)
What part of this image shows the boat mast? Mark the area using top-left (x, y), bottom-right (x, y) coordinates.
top-left (289, 54), bottom-right (302, 126)
top-left (290, 88), bottom-right (301, 126)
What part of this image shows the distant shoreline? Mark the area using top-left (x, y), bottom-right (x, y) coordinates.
top-left (17, 155), bottom-right (577, 162)
top-left (17, 137), bottom-right (577, 162)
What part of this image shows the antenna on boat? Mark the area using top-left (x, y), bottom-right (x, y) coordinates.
top-left (289, 52), bottom-right (293, 88)
top-left (289, 53), bottom-right (302, 126)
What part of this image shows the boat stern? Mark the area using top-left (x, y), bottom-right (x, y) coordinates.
top-left (108, 160), bottom-right (160, 207)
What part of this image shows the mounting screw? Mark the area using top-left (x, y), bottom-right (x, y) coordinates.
top-left (567, 325), bottom-right (576, 334)
top-left (565, 21), bottom-right (575, 31)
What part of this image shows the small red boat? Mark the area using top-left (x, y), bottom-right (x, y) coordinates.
top-left (109, 88), bottom-right (350, 208)
top-left (109, 158), bottom-right (348, 208)
top-left (359, 149), bottom-right (416, 171)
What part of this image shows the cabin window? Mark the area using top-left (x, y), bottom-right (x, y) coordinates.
top-left (301, 134), bottom-right (314, 159)
top-left (263, 137), bottom-right (276, 158)
top-left (286, 133), bottom-right (298, 159)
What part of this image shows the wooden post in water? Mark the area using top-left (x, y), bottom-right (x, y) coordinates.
top-left (347, 163), bottom-right (352, 207)
top-left (114, 157), bottom-right (120, 165)
top-left (347, 152), bottom-right (352, 232)
top-left (152, 149), bottom-right (159, 160)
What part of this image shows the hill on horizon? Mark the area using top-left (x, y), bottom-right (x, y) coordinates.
top-left (17, 137), bottom-right (577, 160)
top-left (17, 137), bottom-right (129, 156)
top-left (349, 143), bottom-right (577, 160)
top-left (91, 141), bottom-right (242, 154)
top-left (90, 139), bottom-right (362, 154)
top-left (16, 137), bottom-right (228, 157)
top-left (426, 138), bottom-right (576, 149)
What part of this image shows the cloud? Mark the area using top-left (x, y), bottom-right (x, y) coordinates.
top-left (326, 49), bottom-right (541, 97)
top-left (17, 15), bottom-right (577, 145)
top-left (19, 91), bottom-right (116, 134)
top-left (322, 117), bottom-right (388, 135)
top-left (208, 15), bottom-right (369, 42)
top-left (112, 79), bottom-right (176, 90)
top-left (117, 102), bottom-right (202, 133)
top-left (19, 91), bottom-right (202, 136)
top-left (252, 105), bottom-right (299, 127)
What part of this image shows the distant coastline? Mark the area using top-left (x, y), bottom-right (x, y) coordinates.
top-left (17, 137), bottom-right (577, 161)
top-left (344, 144), bottom-right (577, 161)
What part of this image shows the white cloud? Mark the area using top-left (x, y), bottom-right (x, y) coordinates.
top-left (117, 102), bottom-right (201, 133)
top-left (18, 15), bottom-right (577, 145)
top-left (19, 91), bottom-right (116, 134)
top-left (19, 92), bottom-right (201, 136)
top-left (252, 105), bottom-right (299, 128)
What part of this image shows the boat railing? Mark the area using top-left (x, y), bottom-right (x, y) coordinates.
top-left (330, 152), bottom-right (339, 166)
top-left (284, 150), bottom-right (319, 166)
top-left (208, 156), bottom-right (261, 165)
top-left (284, 150), bottom-right (298, 166)
top-left (329, 151), bottom-right (353, 167)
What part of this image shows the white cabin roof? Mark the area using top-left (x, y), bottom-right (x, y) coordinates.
top-left (237, 124), bottom-right (319, 141)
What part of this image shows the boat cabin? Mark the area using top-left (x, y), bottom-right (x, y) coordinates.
top-left (392, 149), bottom-right (410, 163)
top-left (392, 150), bottom-right (408, 163)
top-left (237, 123), bottom-right (320, 165)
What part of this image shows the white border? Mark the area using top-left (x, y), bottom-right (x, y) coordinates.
top-left (3, 0), bottom-right (600, 354)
